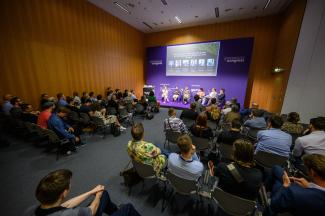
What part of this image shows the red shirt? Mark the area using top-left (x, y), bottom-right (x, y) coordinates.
top-left (37, 110), bottom-right (52, 129)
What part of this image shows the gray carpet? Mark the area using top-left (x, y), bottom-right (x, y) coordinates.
top-left (0, 108), bottom-right (209, 216)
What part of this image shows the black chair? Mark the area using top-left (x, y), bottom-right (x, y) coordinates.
top-left (191, 136), bottom-right (211, 152)
top-left (245, 126), bottom-right (265, 141)
top-left (90, 116), bottom-right (110, 138)
top-left (134, 103), bottom-right (146, 119)
top-left (211, 187), bottom-right (257, 216)
top-left (118, 107), bottom-right (133, 127)
top-left (181, 117), bottom-right (195, 129)
top-left (107, 106), bottom-right (117, 115)
top-left (131, 159), bottom-right (157, 195)
top-left (254, 151), bottom-right (288, 169)
top-left (218, 143), bottom-right (234, 161)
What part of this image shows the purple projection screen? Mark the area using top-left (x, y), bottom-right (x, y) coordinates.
top-left (146, 38), bottom-right (254, 109)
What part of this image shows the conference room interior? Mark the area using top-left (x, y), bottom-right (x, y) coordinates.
top-left (1, 0), bottom-right (325, 216)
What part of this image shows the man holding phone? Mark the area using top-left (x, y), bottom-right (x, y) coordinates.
top-left (265, 154), bottom-right (325, 215)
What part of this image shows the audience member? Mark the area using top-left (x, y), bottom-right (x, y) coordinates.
top-left (57, 93), bottom-right (68, 107)
top-left (255, 115), bottom-right (292, 157)
top-left (127, 123), bottom-right (166, 175)
top-left (224, 104), bottom-right (241, 123)
top-left (107, 95), bottom-right (119, 111)
top-left (206, 98), bottom-right (221, 122)
top-left (281, 112), bottom-right (304, 134)
top-left (21, 103), bottom-right (39, 123)
top-left (168, 135), bottom-right (203, 181)
top-left (240, 102), bottom-right (259, 117)
top-left (164, 108), bottom-right (188, 134)
top-left (202, 88), bottom-right (217, 105)
top-left (209, 139), bottom-right (262, 200)
top-left (81, 92), bottom-right (89, 104)
top-left (293, 117), bottom-right (325, 157)
top-left (79, 99), bottom-right (93, 114)
top-left (106, 90), bottom-right (114, 101)
top-left (190, 113), bottom-right (213, 139)
top-left (2, 94), bottom-right (13, 115)
top-left (24, 169), bottom-right (141, 216)
top-left (221, 101), bottom-right (232, 115)
top-left (217, 119), bottom-right (244, 145)
top-left (265, 154), bottom-right (325, 216)
top-left (180, 103), bottom-right (198, 120)
top-left (147, 91), bottom-right (157, 103)
top-left (197, 88), bottom-right (205, 99)
top-left (243, 109), bottom-right (266, 129)
top-left (193, 94), bottom-right (204, 113)
top-left (230, 97), bottom-right (240, 110)
top-left (138, 96), bottom-right (148, 111)
top-left (10, 96), bottom-right (23, 118)
top-left (48, 106), bottom-right (80, 152)
top-left (37, 102), bottom-right (54, 129)
top-left (72, 91), bottom-right (81, 106)
top-left (89, 92), bottom-right (97, 103)
top-left (130, 90), bottom-right (137, 101)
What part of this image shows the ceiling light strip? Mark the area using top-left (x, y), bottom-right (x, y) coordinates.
top-left (161, 0), bottom-right (168, 6)
top-left (215, 7), bottom-right (219, 18)
top-left (175, 16), bottom-right (182, 23)
top-left (142, 22), bottom-right (153, 29)
top-left (263, 0), bottom-right (271, 10)
top-left (113, 1), bottom-right (130, 14)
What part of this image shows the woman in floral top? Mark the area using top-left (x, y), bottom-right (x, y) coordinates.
top-left (127, 123), bottom-right (166, 175)
top-left (281, 112), bottom-right (304, 134)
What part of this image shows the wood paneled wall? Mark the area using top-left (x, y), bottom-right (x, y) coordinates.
top-left (145, 0), bottom-right (306, 113)
top-left (0, 0), bottom-right (144, 108)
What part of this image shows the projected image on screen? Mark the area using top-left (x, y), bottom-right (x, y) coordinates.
top-left (166, 41), bottom-right (220, 76)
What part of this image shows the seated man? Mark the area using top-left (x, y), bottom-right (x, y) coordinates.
top-left (164, 108), bottom-right (188, 134)
top-left (21, 103), bottom-right (39, 123)
top-left (48, 106), bottom-right (81, 152)
top-left (255, 115), bottom-right (292, 158)
top-left (193, 94), bottom-right (204, 113)
top-left (293, 117), bottom-right (325, 157)
top-left (2, 94), bottom-right (13, 115)
top-left (57, 93), bottom-right (68, 107)
top-left (243, 109), bottom-right (266, 129)
top-left (9, 96), bottom-right (23, 118)
top-left (37, 102), bottom-right (54, 129)
top-left (127, 123), bottom-right (166, 175)
top-left (79, 99), bottom-right (93, 114)
top-left (23, 169), bottom-right (140, 216)
top-left (224, 104), bottom-right (241, 123)
top-left (265, 154), bottom-right (325, 216)
top-left (209, 139), bottom-right (263, 200)
top-left (221, 101), bottom-right (232, 115)
top-left (180, 103), bottom-right (198, 120)
top-left (217, 119), bottom-right (244, 145)
top-left (168, 135), bottom-right (203, 181)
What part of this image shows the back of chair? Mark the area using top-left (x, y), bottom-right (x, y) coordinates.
top-left (43, 128), bottom-right (61, 143)
top-left (135, 103), bottom-right (145, 113)
top-left (107, 107), bottom-right (117, 115)
top-left (166, 171), bottom-right (197, 195)
top-left (254, 151), bottom-right (288, 168)
top-left (219, 143), bottom-right (234, 161)
top-left (131, 159), bottom-right (156, 179)
top-left (165, 130), bottom-right (182, 143)
top-left (191, 136), bottom-right (211, 151)
top-left (118, 107), bottom-right (129, 118)
top-left (246, 127), bottom-right (265, 140)
top-left (181, 118), bottom-right (194, 128)
top-left (212, 187), bottom-right (256, 216)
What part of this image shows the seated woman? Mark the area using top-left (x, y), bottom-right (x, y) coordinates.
top-left (190, 112), bottom-right (213, 139)
top-left (161, 86), bottom-right (169, 103)
top-left (138, 95), bottom-right (149, 111)
top-left (90, 103), bottom-right (126, 131)
top-left (209, 139), bottom-right (263, 200)
top-left (172, 86), bottom-right (181, 102)
top-left (281, 112), bottom-right (304, 134)
top-left (182, 86), bottom-right (191, 104)
top-left (205, 98), bottom-right (221, 122)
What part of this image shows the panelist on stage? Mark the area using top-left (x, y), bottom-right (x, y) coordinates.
top-left (197, 88), bottom-right (205, 101)
top-left (217, 88), bottom-right (226, 108)
top-left (202, 88), bottom-right (217, 106)
top-left (172, 86), bottom-right (181, 102)
top-left (182, 86), bottom-right (191, 104)
top-left (161, 85), bottom-right (169, 103)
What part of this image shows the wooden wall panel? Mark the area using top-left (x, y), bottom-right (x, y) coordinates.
top-left (145, 0), bottom-right (306, 113)
top-left (0, 0), bottom-right (144, 108)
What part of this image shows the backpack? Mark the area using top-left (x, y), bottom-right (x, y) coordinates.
top-left (111, 124), bottom-right (121, 137)
top-left (210, 106), bottom-right (220, 121)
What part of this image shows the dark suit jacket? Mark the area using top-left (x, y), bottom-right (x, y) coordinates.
top-left (270, 183), bottom-right (325, 216)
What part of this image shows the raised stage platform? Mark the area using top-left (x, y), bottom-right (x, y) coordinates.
top-left (159, 100), bottom-right (191, 109)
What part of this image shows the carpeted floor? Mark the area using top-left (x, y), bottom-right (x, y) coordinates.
top-left (0, 108), bottom-right (215, 216)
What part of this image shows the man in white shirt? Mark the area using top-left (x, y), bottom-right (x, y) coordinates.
top-left (168, 135), bottom-right (203, 181)
top-left (293, 117), bottom-right (325, 157)
top-left (202, 88), bottom-right (217, 106)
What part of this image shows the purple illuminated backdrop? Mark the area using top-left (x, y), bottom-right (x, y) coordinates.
top-left (146, 38), bottom-right (254, 108)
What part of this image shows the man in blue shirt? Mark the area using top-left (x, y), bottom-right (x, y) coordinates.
top-left (48, 107), bottom-right (79, 153)
top-left (244, 109), bottom-right (267, 129)
top-left (255, 115), bottom-right (292, 157)
top-left (265, 154), bottom-right (325, 216)
top-left (168, 134), bottom-right (203, 181)
top-left (2, 94), bottom-right (13, 115)
top-left (57, 93), bottom-right (68, 107)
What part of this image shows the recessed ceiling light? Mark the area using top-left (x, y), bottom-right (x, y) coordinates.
top-left (225, 8), bottom-right (232, 12)
top-left (175, 16), bottom-right (182, 23)
top-left (263, 0), bottom-right (271, 10)
top-left (113, 2), bottom-right (130, 14)
top-left (195, 16), bottom-right (199, 18)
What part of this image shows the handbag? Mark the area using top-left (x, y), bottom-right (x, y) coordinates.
top-left (120, 160), bottom-right (141, 187)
